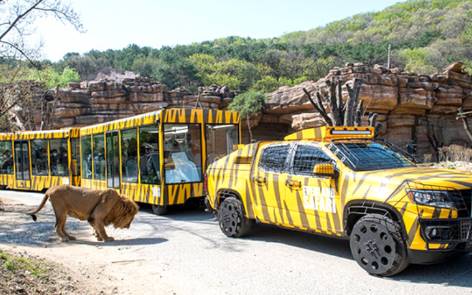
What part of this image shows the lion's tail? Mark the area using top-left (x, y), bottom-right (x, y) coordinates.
top-left (28, 192), bottom-right (50, 222)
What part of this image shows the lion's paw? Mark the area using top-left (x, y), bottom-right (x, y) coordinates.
top-left (104, 237), bottom-right (115, 242)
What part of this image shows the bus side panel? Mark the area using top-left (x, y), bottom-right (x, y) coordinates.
top-left (30, 176), bottom-right (50, 191)
top-left (164, 182), bottom-right (204, 206)
top-left (121, 183), bottom-right (161, 205)
top-left (121, 182), bottom-right (140, 203)
top-left (0, 174), bottom-right (14, 188)
top-left (72, 176), bottom-right (81, 187)
top-left (81, 179), bottom-right (93, 189)
top-left (92, 180), bottom-right (107, 190)
top-left (81, 179), bottom-right (107, 191)
top-left (27, 175), bottom-right (70, 192)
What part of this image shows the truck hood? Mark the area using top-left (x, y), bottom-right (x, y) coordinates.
top-left (346, 166), bottom-right (472, 201)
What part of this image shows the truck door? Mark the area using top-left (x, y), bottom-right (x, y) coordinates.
top-left (284, 143), bottom-right (341, 234)
top-left (251, 143), bottom-right (292, 225)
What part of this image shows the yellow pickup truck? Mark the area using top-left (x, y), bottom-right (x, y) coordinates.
top-left (206, 126), bottom-right (472, 276)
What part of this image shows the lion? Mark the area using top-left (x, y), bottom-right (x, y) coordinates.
top-left (28, 185), bottom-right (139, 242)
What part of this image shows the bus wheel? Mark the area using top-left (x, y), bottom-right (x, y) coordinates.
top-left (217, 196), bottom-right (253, 238)
top-left (350, 214), bottom-right (409, 277)
top-left (152, 205), bottom-right (168, 215)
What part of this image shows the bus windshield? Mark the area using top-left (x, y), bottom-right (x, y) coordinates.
top-left (164, 124), bottom-right (202, 184)
top-left (330, 142), bottom-right (414, 171)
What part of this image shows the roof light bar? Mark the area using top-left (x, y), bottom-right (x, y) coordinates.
top-left (330, 130), bottom-right (371, 135)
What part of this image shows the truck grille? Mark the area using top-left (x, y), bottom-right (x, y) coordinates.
top-left (458, 190), bottom-right (472, 218)
top-left (461, 219), bottom-right (472, 240)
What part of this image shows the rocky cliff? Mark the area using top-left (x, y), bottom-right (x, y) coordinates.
top-left (264, 62), bottom-right (472, 159)
top-left (42, 77), bottom-right (232, 129)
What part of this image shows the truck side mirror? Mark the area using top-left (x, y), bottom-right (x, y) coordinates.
top-left (313, 163), bottom-right (335, 177)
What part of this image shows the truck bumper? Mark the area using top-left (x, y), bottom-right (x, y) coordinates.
top-left (409, 217), bottom-right (472, 264)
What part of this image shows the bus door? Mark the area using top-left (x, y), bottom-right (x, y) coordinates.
top-left (14, 141), bottom-right (31, 189)
top-left (106, 131), bottom-right (120, 189)
top-left (205, 124), bottom-right (239, 167)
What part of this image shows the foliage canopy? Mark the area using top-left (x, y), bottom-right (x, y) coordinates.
top-left (3, 0), bottom-right (472, 93)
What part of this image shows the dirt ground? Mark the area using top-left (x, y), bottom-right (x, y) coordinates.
top-left (0, 248), bottom-right (94, 295)
top-left (1, 190), bottom-right (472, 295)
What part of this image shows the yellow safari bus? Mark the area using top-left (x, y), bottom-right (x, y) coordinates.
top-left (0, 128), bottom-right (81, 191)
top-left (79, 107), bottom-right (240, 214)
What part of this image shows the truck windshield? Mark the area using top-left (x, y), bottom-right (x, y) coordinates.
top-left (329, 142), bottom-right (414, 171)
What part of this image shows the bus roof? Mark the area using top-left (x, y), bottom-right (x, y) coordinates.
top-left (13, 127), bottom-right (80, 140)
top-left (80, 107), bottom-right (240, 135)
top-left (284, 126), bottom-right (374, 142)
top-left (0, 128), bottom-right (80, 141)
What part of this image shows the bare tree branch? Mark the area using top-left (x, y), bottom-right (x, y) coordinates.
top-left (457, 106), bottom-right (472, 144)
top-left (0, 40), bottom-right (41, 68)
top-left (0, 0), bottom-right (83, 67)
top-left (0, 95), bottom-right (23, 117)
top-left (354, 99), bottom-right (363, 126)
top-left (0, 0), bottom-right (45, 41)
top-left (303, 88), bottom-right (333, 126)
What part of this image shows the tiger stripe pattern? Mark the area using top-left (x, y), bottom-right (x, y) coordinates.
top-left (207, 126), bottom-right (472, 255)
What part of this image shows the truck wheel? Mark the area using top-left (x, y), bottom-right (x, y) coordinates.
top-left (218, 196), bottom-right (253, 238)
top-left (152, 204), bottom-right (168, 215)
top-left (350, 214), bottom-right (409, 276)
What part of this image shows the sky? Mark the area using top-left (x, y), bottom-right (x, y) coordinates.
top-left (35, 0), bottom-right (403, 61)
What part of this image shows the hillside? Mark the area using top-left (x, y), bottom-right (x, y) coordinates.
top-left (3, 0), bottom-right (472, 94)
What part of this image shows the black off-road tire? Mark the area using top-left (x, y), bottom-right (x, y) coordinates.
top-left (350, 214), bottom-right (409, 277)
top-left (152, 204), bottom-right (168, 215)
top-left (218, 196), bottom-right (254, 238)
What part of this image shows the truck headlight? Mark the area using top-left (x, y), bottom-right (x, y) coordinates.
top-left (409, 190), bottom-right (456, 209)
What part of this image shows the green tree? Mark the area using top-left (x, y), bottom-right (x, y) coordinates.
top-left (26, 66), bottom-right (80, 88)
top-left (131, 56), bottom-right (161, 78)
top-left (252, 76), bottom-right (280, 93)
top-left (145, 50), bottom-right (201, 90)
top-left (398, 47), bottom-right (438, 74)
top-left (229, 90), bottom-right (266, 142)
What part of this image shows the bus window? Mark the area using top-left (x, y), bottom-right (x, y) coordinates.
top-left (15, 141), bottom-right (30, 180)
top-left (164, 124), bottom-right (202, 184)
top-left (139, 125), bottom-right (160, 184)
top-left (121, 128), bottom-right (138, 183)
top-left (50, 139), bottom-right (68, 176)
top-left (71, 138), bottom-right (80, 176)
top-left (31, 139), bottom-right (49, 176)
top-left (93, 134), bottom-right (106, 180)
top-left (0, 141), bottom-right (13, 174)
top-left (205, 124), bottom-right (238, 165)
top-left (81, 136), bottom-right (92, 179)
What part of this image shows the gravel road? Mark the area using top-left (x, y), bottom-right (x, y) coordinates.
top-left (0, 190), bottom-right (471, 295)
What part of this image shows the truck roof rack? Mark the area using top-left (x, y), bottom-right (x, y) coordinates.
top-left (284, 126), bottom-right (374, 142)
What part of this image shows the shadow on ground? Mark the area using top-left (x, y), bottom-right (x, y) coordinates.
top-left (70, 237), bottom-right (168, 246)
top-left (139, 204), bottom-right (215, 223)
top-left (246, 222), bottom-right (472, 287)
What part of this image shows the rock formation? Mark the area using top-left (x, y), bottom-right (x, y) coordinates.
top-left (43, 79), bottom-right (233, 129)
top-left (264, 62), bottom-right (472, 159)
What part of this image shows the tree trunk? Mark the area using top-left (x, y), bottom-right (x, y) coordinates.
top-left (458, 107), bottom-right (472, 144)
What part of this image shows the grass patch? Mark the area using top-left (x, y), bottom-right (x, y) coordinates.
top-left (0, 250), bottom-right (47, 278)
